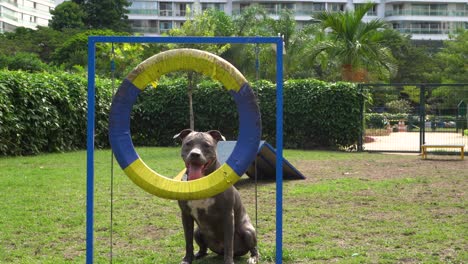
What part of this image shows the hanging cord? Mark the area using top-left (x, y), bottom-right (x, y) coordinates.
top-left (255, 44), bottom-right (260, 82)
top-left (109, 43), bottom-right (116, 264)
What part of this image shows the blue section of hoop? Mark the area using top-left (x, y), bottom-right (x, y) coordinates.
top-left (108, 79), bottom-right (140, 169)
top-left (226, 83), bottom-right (261, 176)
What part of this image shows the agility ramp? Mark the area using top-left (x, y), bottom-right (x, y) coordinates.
top-left (217, 141), bottom-right (306, 180)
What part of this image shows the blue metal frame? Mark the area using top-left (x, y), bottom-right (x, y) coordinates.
top-left (86, 36), bottom-right (284, 263)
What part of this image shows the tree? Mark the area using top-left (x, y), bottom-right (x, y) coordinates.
top-left (311, 2), bottom-right (396, 82)
top-left (51, 29), bottom-right (131, 76)
top-left (168, 8), bottom-right (234, 130)
top-left (379, 29), bottom-right (440, 83)
top-left (436, 30), bottom-right (468, 83)
top-left (49, 1), bottom-right (86, 31)
top-left (79, 0), bottom-right (131, 32)
top-left (230, 6), bottom-right (313, 81)
top-left (0, 27), bottom-right (75, 64)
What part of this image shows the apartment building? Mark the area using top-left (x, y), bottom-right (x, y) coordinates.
top-left (0, 0), bottom-right (55, 33)
top-left (127, 0), bottom-right (468, 40)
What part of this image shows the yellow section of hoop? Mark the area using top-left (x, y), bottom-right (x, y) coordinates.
top-left (127, 49), bottom-right (246, 91)
top-left (124, 158), bottom-right (241, 200)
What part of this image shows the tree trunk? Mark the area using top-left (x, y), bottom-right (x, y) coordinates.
top-left (342, 64), bottom-right (368, 82)
top-left (187, 71), bottom-right (195, 130)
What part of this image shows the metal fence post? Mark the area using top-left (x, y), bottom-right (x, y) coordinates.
top-left (419, 85), bottom-right (426, 151)
top-left (358, 84), bottom-right (364, 152)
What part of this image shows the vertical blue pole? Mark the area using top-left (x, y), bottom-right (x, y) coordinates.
top-left (86, 37), bottom-right (96, 264)
top-left (275, 38), bottom-right (284, 264)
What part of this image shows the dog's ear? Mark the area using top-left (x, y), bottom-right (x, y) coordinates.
top-left (207, 130), bottom-right (226, 142)
top-left (173, 129), bottom-right (193, 140)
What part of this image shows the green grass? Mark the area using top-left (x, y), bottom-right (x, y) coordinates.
top-left (0, 148), bottom-right (466, 263)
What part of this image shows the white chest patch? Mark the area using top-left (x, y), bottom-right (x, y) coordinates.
top-left (187, 198), bottom-right (215, 221)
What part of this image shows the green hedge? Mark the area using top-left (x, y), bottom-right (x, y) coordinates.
top-left (0, 70), bottom-right (112, 155)
top-left (0, 70), bottom-right (363, 155)
top-left (132, 78), bottom-right (363, 149)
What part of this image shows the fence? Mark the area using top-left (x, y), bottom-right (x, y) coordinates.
top-left (358, 83), bottom-right (468, 153)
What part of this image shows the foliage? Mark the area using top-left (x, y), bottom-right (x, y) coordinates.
top-left (436, 30), bottom-right (468, 83)
top-left (133, 78), bottom-right (363, 149)
top-left (365, 113), bottom-right (388, 129)
top-left (229, 6), bottom-right (312, 81)
top-left (168, 8), bottom-right (233, 54)
top-left (311, 2), bottom-right (396, 82)
top-left (385, 99), bottom-right (412, 114)
top-left (0, 67), bottom-right (362, 154)
top-left (380, 30), bottom-right (440, 83)
top-left (0, 52), bottom-right (50, 72)
top-left (166, 8), bottom-right (235, 129)
top-left (282, 79), bottom-right (364, 148)
top-left (51, 29), bottom-right (131, 76)
top-left (0, 70), bottom-right (112, 155)
top-left (0, 27), bottom-right (74, 63)
top-left (81, 0), bottom-right (131, 32)
top-left (49, 1), bottom-right (86, 31)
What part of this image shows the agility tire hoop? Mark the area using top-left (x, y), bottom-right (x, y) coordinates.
top-left (109, 49), bottom-right (261, 200)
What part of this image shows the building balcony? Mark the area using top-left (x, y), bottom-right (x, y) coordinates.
top-left (232, 8), bottom-right (378, 18)
top-left (0, 12), bottom-right (18, 22)
top-left (395, 27), bottom-right (453, 35)
top-left (128, 9), bottom-right (159, 15)
top-left (385, 9), bottom-right (467, 17)
top-left (129, 9), bottom-right (188, 17)
top-left (131, 26), bottom-right (160, 34)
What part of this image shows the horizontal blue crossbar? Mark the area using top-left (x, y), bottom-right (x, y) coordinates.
top-left (89, 36), bottom-right (283, 45)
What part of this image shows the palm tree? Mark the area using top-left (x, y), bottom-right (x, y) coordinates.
top-left (311, 2), bottom-right (396, 82)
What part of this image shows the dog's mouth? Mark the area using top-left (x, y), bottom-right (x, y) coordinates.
top-left (186, 160), bottom-right (214, 181)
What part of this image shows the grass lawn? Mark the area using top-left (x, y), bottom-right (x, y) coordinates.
top-left (0, 148), bottom-right (466, 263)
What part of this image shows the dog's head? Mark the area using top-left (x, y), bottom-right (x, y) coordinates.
top-left (174, 129), bottom-right (225, 180)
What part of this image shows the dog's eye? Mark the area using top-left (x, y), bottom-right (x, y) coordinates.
top-left (203, 142), bottom-right (211, 148)
top-left (184, 141), bottom-right (193, 147)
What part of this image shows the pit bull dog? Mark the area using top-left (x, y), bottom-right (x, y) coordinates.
top-left (174, 129), bottom-right (259, 264)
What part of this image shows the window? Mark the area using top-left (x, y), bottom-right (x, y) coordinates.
top-left (279, 3), bottom-right (294, 11)
top-left (175, 3), bottom-right (190, 16)
top-left (159, 2), bottom-right (172, 16)
top-left (260, 3), bottom-right (275, 14)
top-left (313, 3), bottom-right (325, 11)
top-left (201, 3), bottom-right (224, 12)
top-left (130, 1), bottom-right (158, 10)
top-left (329, 3), bottom-right (345, 12)
top-left (159, 21), bottom-right (172, 31)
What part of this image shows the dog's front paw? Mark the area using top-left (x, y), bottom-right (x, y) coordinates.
top-left (194, 251), bottom-right (208, 259)
top-left (247, 256), bottom-right (258, 264)
top-left (180, 255), bottom-right (193, 264)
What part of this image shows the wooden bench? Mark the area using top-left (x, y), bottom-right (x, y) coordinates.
top-left (421, 144), bottom-right (465, 160)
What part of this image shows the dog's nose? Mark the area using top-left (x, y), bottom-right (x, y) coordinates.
top-left (189, 148), bottom-right (202, 158)
top-left (190, 152), bottom-right (200, 158)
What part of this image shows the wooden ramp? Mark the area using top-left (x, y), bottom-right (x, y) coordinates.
top-left (217, 141), bottom-right (306, 180)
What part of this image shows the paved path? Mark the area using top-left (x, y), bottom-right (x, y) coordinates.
top-left (364, 132), bottom-right (468, 152)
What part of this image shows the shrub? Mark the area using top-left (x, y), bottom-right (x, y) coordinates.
top-left (131, 78), bottom-right (363, 149)
top-left (0, 52), bottom-right (50, 72)
top-left (0, 70), bottom-right (363, 155)
top-left (385, 99), bottom-right (412, 114)
top-left (365, 113), bottom-right (388, 129)
top-left (0, 70), bottom-right (111, 155)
